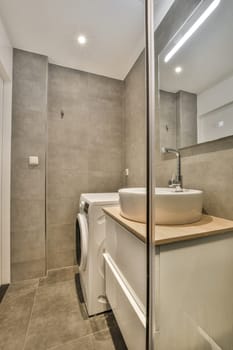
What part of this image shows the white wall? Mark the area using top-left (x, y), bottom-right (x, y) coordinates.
top-left (0, 18), bottom-right (12, 80)
top-left (0, 16), bottom-right (12, 284)
top-left (197, 75), bottom-right (233, 143)
top-left (154, 0), bottom-right (176, 29)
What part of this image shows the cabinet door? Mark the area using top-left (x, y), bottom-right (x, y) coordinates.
top-left (104, 252), bottom-right (146, 350)
top-left (159, 234), bottom-right (233, 350)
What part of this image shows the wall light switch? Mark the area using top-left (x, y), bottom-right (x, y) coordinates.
top-left (29, 156), bottom-right (39, 166)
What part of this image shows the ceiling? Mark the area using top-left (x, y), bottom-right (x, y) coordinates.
top-left (0, 0), bottom-right (174, 80)
top-left (160, 0), bottom-right (233, 94)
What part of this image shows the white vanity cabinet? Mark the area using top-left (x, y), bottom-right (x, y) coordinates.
top-left (104, 211), bottom-right (233, 350)
top-left (104, 216), bottom-right (146, 350)
top-left (158, 233), bottom-right (233, 350)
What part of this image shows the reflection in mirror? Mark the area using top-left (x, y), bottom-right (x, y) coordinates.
top-left (159, 0), bottom-right (233, 150)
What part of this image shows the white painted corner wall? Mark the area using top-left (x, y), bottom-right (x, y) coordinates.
top-left (197, 75), bottom-right (233, 116)
top-left (197, 75), bottom-right (233, 143)
top-left (154, 0), bottom-right (175, 29)
top-left (0, 16), bottom-right (12, 284)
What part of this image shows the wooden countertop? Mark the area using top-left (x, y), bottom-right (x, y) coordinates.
top-left (103, 206), bottom-right (233, 245)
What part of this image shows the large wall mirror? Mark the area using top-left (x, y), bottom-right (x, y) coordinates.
top-left (159, 0), bottom-right (233, 150)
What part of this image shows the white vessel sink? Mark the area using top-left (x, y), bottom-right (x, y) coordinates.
top-left (119, 187), bottom-right (203, 225)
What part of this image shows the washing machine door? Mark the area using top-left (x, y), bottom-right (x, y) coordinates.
top-left (76, 213), bottom-right (88, 271)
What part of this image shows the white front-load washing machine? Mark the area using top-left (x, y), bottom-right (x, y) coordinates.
top-left (76, 193), bottom-right (119, 316)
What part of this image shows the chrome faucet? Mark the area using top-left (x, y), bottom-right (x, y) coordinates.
top-left (161, 147), bottom-right (183, 190)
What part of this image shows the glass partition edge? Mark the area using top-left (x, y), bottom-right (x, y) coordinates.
top-left (145, 0), bottom-right (156, 349)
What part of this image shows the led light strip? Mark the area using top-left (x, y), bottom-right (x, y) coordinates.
top-left (164, 0), bottom-right (221, 63)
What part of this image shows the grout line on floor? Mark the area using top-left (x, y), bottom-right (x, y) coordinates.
top-left (46, 326), bottom-right (117, 350)
top-left (38, 277), bottom-right (78, 290)
top-left (47, 265), bottom-right (78, 274)
top-left (22, 279), bottom-right (40, 350)
top-left (46, 332), bottom-right (92, 350)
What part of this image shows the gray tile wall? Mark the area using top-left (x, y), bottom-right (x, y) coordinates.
top-left (176, 90), bottom-right (197, 148)
top-left (160, 90), bottom-right (177, 150)
top-left (124, 53), bottom-right (146, 187)
top-left (47, 64), bottom-right (124, 269)
top-left (11, 53), bottom-right (124, 279)
top-left (11, 49), bottom-right (48, 281)
top-left (159, 90), bottom-right (197, 150)
top-left (157, 142), bottom-right (233, 220)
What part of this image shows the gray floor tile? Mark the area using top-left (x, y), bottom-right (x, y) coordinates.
top-left (24, 311), bottom-right (93, 350)
top-left (5, 279), bottom-right (39, 299)
top-left (48, 334), bottom-right (95, 350)
top-left (89, 312), bottom-right (117, 334)
top-left (0, 267), bottom-right (127, 350)
top-left (24, 278), bottom-right (92, 350)
top-left (92, 329), bottom-right (116, 350)
top-left (34, 280), bottom-right (82, 317)
top-left (0, 280), bottom-right (38, 350)
top-left (39, 266), bottom-right (78, 286)
top-left (48, 329), bottom-right (116, 350)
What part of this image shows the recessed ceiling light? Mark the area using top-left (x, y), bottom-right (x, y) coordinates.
top-left (77, 35), bottom-right (87, 45)
top-left (175, 66), bottom-right (182, 74)
top-left (218, 120), bottom-right (224, 128)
